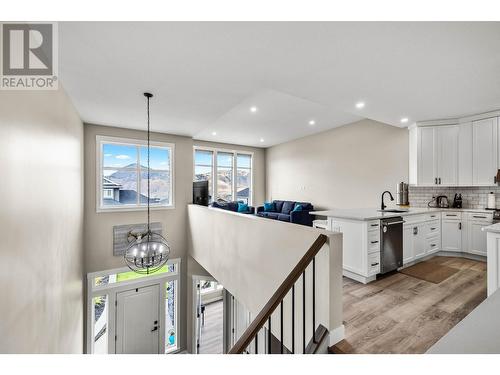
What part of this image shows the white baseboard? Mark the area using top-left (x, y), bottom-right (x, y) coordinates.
top-left (343, 269), bottom-right (376, 284)
top-left (329, 324), bottom-right (345, 346)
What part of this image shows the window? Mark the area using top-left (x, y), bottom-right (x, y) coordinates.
top-left (194, 147), bottom-right (253, 205)
top-left (97, 136), bottom-right (174, 211)
top-left (194, 149), bottom-right (214, 202)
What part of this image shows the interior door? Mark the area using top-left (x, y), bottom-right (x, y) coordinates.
top-left (115, 284), bottom-right (160, 354)
top-left (436, 125), bottom-right (459, 186)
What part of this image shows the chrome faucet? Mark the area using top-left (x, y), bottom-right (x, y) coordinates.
top-left (381, 191), bottom-right (394, 211)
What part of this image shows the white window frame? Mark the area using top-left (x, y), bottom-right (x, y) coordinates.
top-left (193, 146), bottom-right (254, 206)
top-left (96, 135), bottom-right (175, 213)
top-left (86, 258), bottom-right (181, 354)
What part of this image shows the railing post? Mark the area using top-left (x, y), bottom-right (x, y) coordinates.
top-left (292, 284), bottom-right (295, 354)
top-left (268, 317), bottom-right (272, 354)
top-left (313, 256), bottom-right (316, 344)
top-left (302, 270), bottom-right (306, 354)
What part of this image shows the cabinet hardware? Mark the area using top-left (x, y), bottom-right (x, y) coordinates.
top-left (370, 240), bottom-right (379, 244)
top-left (370, 224), bottom-right (379, 227)
top-left (385, 220), bottom-right (405, 226)
top-left (459, 222), bottom-right (462, 230)
top-left (435, 177), bottom-right (438, 185)
top-left (446, 214), bottom-right (457, 217)
top-left (431, 244), bottom-right (436, 247)
top-left (438, 177), bottom-right (441, 184)
top-left (413, 227), bottom-right (418, 235)
top-left (473, 215), bottom-right (487, 219)
top-left (430, 227), bottom-right (436, 230)
top-left (430, 215), bottom-right (436, 218)
top-left (371, 262), bottom-right (379, 267)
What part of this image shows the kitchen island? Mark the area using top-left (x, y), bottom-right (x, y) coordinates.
top-left (312, 207), bottom-right (492, 283)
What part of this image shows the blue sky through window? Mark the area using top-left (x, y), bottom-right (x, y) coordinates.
top-left (103, 143), bottom-right (170, 170)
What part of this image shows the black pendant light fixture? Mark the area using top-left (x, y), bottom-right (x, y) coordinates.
top-left (123, 93), bottom-right (171, 274)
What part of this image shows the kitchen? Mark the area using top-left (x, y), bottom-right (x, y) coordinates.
top-left (313, 108), bottom-right (500, 285)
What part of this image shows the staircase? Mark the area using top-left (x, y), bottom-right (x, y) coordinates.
top-left (229, 235), bottom-right (331, 354)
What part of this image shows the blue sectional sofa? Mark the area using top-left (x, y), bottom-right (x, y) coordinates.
top-left (211, 201), bottom-right (255, 214)
top-left (256, 200), bottom-right (314, 226)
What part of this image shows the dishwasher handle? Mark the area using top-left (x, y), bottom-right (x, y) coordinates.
top-left (383, 220), bottom-right (406, 226)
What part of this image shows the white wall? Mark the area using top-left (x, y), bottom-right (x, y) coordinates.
top-left (187, 205), bottom-right (343, 352)
top-left (0, 89), bottom-right (84, 353)
top-left (266, 119), bottom-right (409, 210)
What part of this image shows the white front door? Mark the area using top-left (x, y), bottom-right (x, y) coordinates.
top-left (116, 284), bottom-right (160, 354)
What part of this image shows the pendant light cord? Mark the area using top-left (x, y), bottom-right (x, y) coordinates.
top-left (147, 94), bottom-right (151, 234)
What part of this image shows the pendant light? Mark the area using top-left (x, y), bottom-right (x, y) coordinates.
top-left (123, 93), bottom-right (171, 274)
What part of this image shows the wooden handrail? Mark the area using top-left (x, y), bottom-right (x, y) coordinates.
top-left (228, 234), bottom-right (328, 354)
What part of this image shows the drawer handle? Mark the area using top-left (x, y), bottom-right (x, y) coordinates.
top-left (371, 263), bottom-right (379, 267)
top-left (370, 240), bottom-right (379, 244)
top-left (446, 214), bottom-right (457, 217)
top-left (473, 215), bottom-right (487, 219)
top-left (370, 224), bottom-right (379, 227)
top-left (430, 244), bottom-right (437, 247)
top-left (430, 227), bottom-right (436, 230)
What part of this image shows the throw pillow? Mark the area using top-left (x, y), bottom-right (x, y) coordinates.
top-left (293, 204), bottom-right (303, 212)
top-left (238, 203), bottom-right (249, 213)
top-left (264, 202), bottom-right (276, 212)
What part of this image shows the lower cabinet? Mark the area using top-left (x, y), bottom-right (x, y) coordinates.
top-left (468, 214), bottom-right (492, 256)
top-left (403, 219), bottom-right (428, 264)
top-left (403, 224), bottom-right (414, 264)
top-left (441, 218), bottom-right (462, 251)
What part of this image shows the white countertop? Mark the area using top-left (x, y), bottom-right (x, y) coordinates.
top-left (483, 222), bottom-right (500, 233)
top-left (311, 207), bottom-right (494, 221)
top-left (427, 289), bottom-right (500, 354)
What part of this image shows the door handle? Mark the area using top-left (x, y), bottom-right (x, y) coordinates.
top-left (413, 227), bottom-right (418, 235)
top-left (438, 177), bottom-right (441, 185)
top-left (459, 222), bottom-right (462, 230)
top-left (151, 326), bottom-right (158, 332)
top-left (435, 177), bottom-right (438, 185)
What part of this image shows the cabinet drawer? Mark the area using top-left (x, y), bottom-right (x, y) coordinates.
top-left (426, 213), bottom-right (440, 221)
top-left (442, 211), bottom-right (462, 220)
top-left (467, 212), bottom-right (493, 222)
top-left (368, 252), bottom-right (380, 275)
top-left (368, 231), bottom-right (380, 252)
top-left (404, 214), bottom-right (426, 225)
top-left (368, 220), bottom-right (380, 231)
top-left (427, 236), bottom-right (440, 252)
top-left (426, 220), bottom-right (441, 237)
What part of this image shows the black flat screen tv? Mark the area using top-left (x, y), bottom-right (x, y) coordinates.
top-left (193, 181), bottom-right (209, 206)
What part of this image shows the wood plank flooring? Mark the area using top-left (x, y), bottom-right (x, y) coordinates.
top-left (335, 256), bottom-right (487, 354)
top-left (198, 300), bottom-right (224, 354)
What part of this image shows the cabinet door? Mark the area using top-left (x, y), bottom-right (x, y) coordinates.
top-left (473, 117), bottom-right (498, 186)
top-left (418, 127), bottom-right (437, 186)
top-left (436, 125), bottom-right (459, 186)
top-left (468, 220), bottom-right (488, 256)
top-left (414, 224), bottom-right (427, 259)
top-left (403, 225), bottom-right (414, 264)
top-left (442, 219), bottom-right (462, 252)
top-left (458, 122), bottom-right (473, 186)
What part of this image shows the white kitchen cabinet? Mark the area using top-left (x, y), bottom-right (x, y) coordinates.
top-left (472, 117), bottom-right (498, 186)
top-left (467, 213), bottom-right (493, 256)
top-left (441, 216), bottom-right (462, 252)
top-left (417, 127), bottom-right (437, 186)
top-left (413, 223), bottom-right (427, 259)
top-left (403, 224), bottom-right (414, 264)
top-left (458, 122), bottom-right (473, 186)
top-left (436, 125), bottom-right (459, 186)
top-left (413, 125), bottom-right (459, 186)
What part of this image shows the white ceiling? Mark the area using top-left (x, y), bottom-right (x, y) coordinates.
top-left (59, 22), bottom-right (500, 147)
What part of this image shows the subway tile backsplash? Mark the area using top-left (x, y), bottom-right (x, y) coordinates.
top-left (409, 186), bottom-right (500, 209)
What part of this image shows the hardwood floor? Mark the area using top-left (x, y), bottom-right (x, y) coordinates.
top-left (336, 256), bottom-right (487, 354)
top-left (198, 300), bottom-right (224, 354)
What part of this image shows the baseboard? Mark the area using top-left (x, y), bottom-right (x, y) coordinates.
top-left (329, 324), bottom-right (345, 346)
top-left (343, 269), bottom-right (376, 284)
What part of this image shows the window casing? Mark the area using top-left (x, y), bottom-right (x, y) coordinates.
top-left (96, 136), bottom-right (174, 212)
top-left (194, 147), bottom-right (253, 205)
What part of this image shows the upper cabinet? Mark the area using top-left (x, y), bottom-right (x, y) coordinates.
top-left (409, 112), bottom-right (500, 187)
top-left (472, 117), bottom-right (498, 186)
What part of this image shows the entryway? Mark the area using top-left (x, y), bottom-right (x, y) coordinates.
top-left (86, 259), bottom-right (180, 354)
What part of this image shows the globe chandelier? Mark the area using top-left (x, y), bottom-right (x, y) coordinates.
top-left (123, 92), bottom-right (171, 274)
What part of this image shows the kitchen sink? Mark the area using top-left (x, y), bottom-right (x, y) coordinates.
top-left (377, 209), bottom-right (409, 213)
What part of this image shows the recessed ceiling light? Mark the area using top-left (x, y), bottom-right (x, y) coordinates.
top-left (260, 138), bottom-right (264, 143)
top-left (250, 106), bottom-right (258, 113)
top-left (355, 102), bottom-right (365, 109)
top-left (400, 117), bottom-right (409, 124)
top-left (308, 120), bottom-right (316, 126)
top-left (211, 131), bottom-right (217, 136)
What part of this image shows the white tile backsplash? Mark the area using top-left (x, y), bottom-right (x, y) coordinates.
top-left (409, 186), bottom-right (500, 209)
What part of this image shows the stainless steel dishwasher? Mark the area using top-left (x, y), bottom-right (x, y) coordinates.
top-left (380, 216), bottom-right (404, 274)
